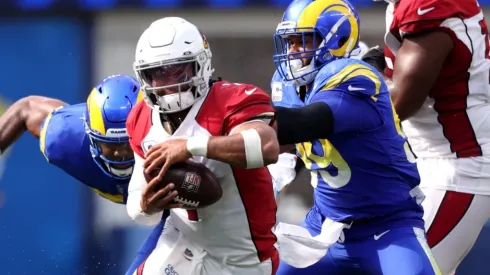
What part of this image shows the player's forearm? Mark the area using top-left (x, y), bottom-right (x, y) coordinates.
top-left (390, 32), bottom-right (452, 121)
top-left (0, 97), bottom-right (31, 153)
top-left (0, 96), bottom-right (65, 153)
top-left (189, 126), bottom-right (279, 169)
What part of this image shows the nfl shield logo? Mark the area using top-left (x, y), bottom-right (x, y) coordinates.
top-left (182, 172), bottom-right (201, 193)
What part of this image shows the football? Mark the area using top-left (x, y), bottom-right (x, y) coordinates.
top-left (145, 160), bottom-right (223, 209)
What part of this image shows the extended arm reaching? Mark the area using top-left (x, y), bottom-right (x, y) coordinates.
top-left (0, 96), bottom-right (66, 153)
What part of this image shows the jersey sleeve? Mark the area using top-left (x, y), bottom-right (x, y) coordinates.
top-left (39, 106), bottom-right (67, 162)
top-left (310, 90), bottom-right (382, 134)
top-left (311, 64), bottom-right (384, 134)
top-left (126, 101), bottom-right (151, 159)
top-left (397, 0), bottom-right (480, 35)
top-left (222, 83), bottom-right (275, 135)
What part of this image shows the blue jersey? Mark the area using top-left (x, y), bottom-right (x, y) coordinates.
top-left (297, 58), bottom-right (423, 225)
top-left (39, 103), bottom-right (128, 203)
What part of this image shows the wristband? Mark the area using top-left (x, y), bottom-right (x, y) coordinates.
top-left (186, 136), bottom-right (209, 157)
top-left (241, 129), bottom-right (264, 168)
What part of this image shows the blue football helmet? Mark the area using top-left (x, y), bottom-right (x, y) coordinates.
top-left (273, 0), bottom-right (361, 87)
top-left (85, 75), bottom-right (142, 180)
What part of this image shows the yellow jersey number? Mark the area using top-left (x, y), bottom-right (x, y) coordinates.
top-left (296, 101), bottom-right (415, 190)
top-left (296, 139), bottom-right (352, 189)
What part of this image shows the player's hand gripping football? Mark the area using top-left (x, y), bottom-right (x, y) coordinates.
top-left (140, 139), bottom-right (191, 214)
top-left (140, 182), bottom-right (183, 214)
top-left (144, 139), bottom-right (191, 183)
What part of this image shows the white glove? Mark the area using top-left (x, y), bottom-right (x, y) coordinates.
top-left (267, 153), bottom-right (297, 198)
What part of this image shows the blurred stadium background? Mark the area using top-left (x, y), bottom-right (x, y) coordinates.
top-left (0, 0), bottom-right (489, 274)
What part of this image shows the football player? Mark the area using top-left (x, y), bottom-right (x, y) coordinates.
top-left (270, 0), bottom-right (440, 274)
top-left (363, 0), bottom-right (490, 274)
top-left (0, 74), bottom-right (141, 203)
top-left (270, 35), bottom-right (368, 201)
top-left (125, 17), bottom-right (280, 275)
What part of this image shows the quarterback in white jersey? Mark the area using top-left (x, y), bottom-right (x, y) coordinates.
top-left (365, 0), bottom-right (490, 274)
top-left (125, 17), bottom-right (280, 275)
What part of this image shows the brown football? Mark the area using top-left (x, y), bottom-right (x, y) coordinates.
top-left (145, 160), bottom-right (223, 209)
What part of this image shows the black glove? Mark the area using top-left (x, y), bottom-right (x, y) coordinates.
top-left (361, 46), bottom-right (386, 72)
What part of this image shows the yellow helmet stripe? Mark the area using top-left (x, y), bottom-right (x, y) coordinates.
top-left (297, 0), bottom-right (349, 28)
top-left (328, 5), bottom-right (359, 57)
top-left (86, 88), bottom-right (106, 135)
top-left (296, 0), bottom-right (359, 57)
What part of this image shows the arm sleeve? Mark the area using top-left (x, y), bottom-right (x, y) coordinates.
top-left (126, 153), bottom-right (163, 226)
top-left (275, 90), bottom-right (383, 145)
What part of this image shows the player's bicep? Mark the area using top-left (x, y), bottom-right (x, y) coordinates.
top-left (228, 112), bottom-right (275, 135)
top-left (24, 96), bottom-right (66, 138)
top-left (225, 104), bottom-right (275, 134)
top-left (391, 31), bottom-right (453, 120)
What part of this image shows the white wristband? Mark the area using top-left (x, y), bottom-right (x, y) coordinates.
top-left (240, 129), bottom-right (264, 168)
top-left (186, 136), bottom-right (209, 157)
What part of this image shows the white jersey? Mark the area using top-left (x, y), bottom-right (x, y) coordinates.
top-left (126, 81), bottom-right (278, 266)
top-left (385, 0), bottom-right (490, 159)
top-left (384, 0), bottom-right (490, 195)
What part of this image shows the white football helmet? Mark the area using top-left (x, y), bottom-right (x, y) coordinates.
top-left (133, 17), bottom-right (213, 113)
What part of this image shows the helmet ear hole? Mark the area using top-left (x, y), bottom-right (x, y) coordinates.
top-left (338, 36), bottom-right (348, 48)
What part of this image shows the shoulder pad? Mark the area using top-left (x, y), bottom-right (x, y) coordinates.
top-left (309, 59), bottom-right (385, 103)
top-left (197, 81), bottom-right (273, 135)
top-left (396, 0), bottom-right (480, 35)
top-left (40, 104), bottom-right (85, 162)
